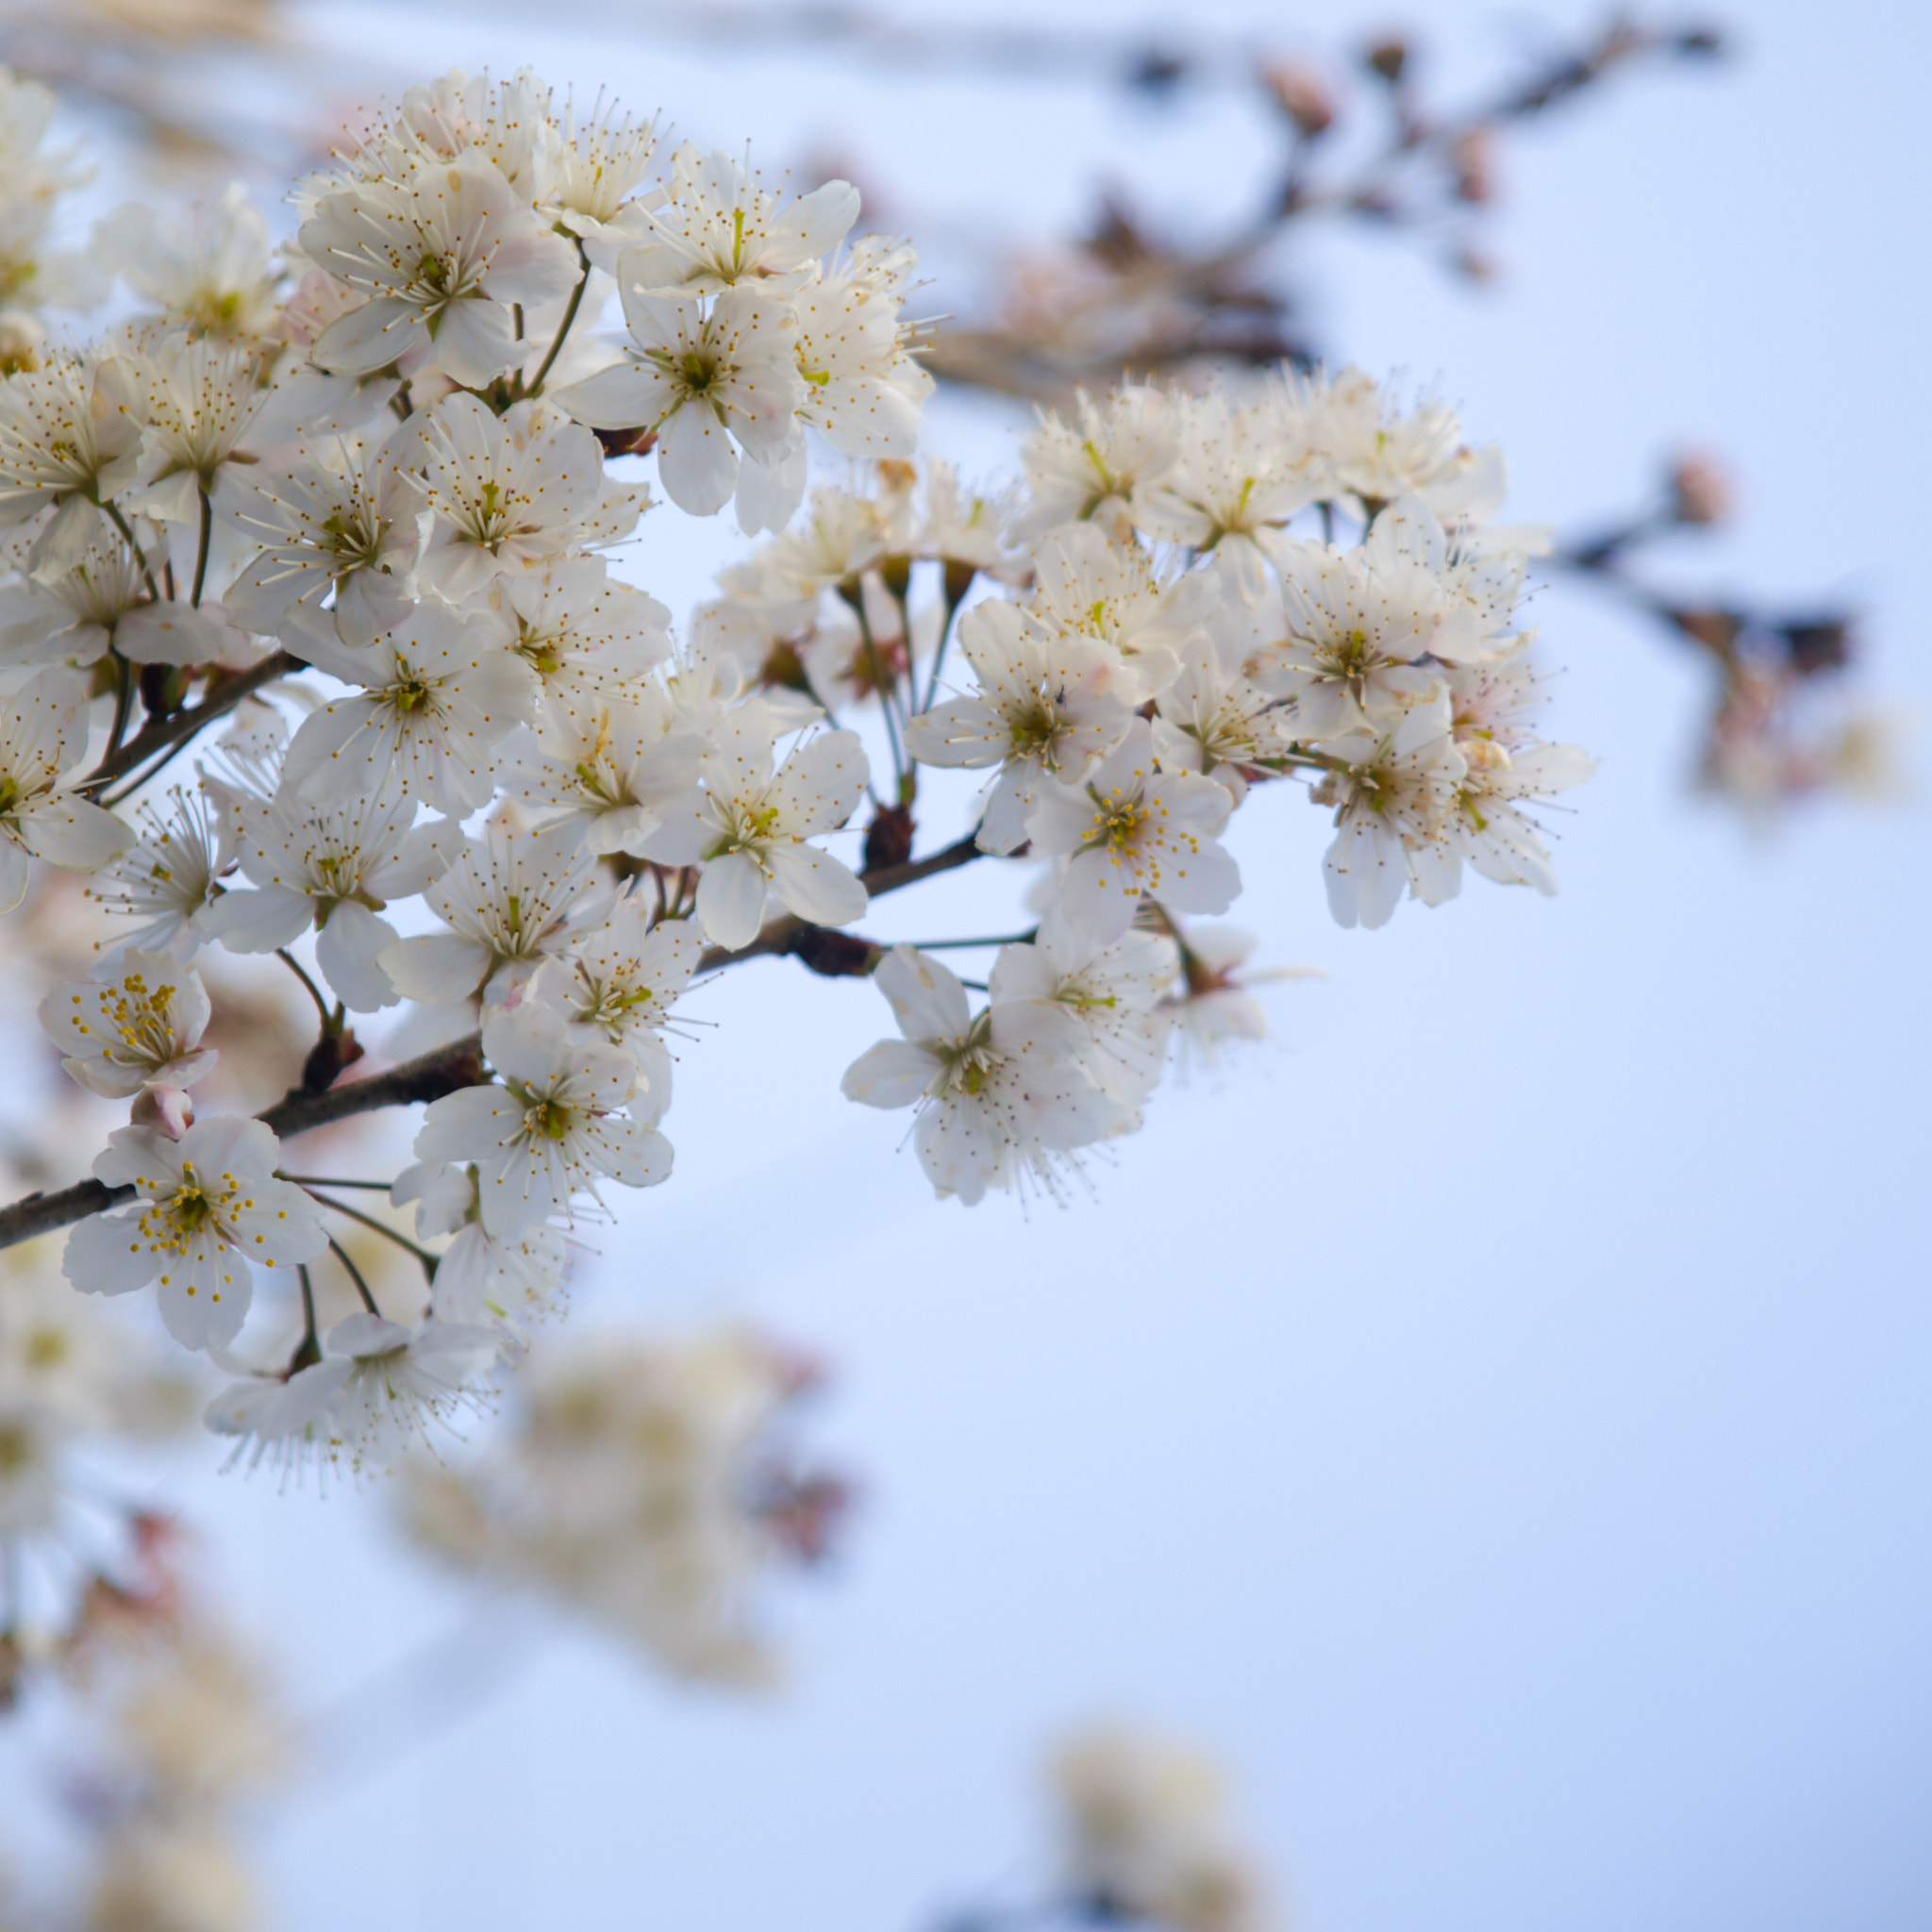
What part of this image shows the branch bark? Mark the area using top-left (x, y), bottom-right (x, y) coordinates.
top-left (0, 1033), bottom-right (483, 1255)
top-left (0, 832), bottom-right (990, 1253)
top-left (81, 651), bottom-right (295, 798)
top-left (695, 830), bottom-right (987, 973)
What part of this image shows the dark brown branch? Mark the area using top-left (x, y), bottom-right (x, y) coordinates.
top-left (0, 1033), bottom-right (483, 1255)
top-left (81, 652), bottom-right (294, 798)
top-left (695, 831), bottom-right (987, 974)
top-left (2, 832), bottom-right (991, 1253)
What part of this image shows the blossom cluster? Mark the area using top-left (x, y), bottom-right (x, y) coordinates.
top-left (0, 59), bottom-right (1592, 1488)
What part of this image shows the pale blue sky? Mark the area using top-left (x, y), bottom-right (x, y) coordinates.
top-left (45, 3), bottom-right (1932, 1928)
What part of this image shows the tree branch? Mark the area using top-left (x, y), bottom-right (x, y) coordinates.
top-left (695, 830), bottom-right (988, 974)
top-left (0, 1033), bottom-right (483, 1254)
top-left (81, 651), bottom-right (294, 798)
top-left (0, 833), bottom-right (991, 1253)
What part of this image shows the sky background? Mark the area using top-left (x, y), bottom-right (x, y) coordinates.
top-left (21, 2), bottom-right (1932, 1928)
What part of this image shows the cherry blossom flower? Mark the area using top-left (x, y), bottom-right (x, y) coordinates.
top-left (1451, 736), bottom-right (1597, 895)
top-left (199, 789), bottom-right (460, 1011)
top-left (378, 821), bottom-right (608, 1008)
top-left (1247, 530), bottom-right (1448, 739)
top-left (990, 909), bottom-right (1178, 1115)
top-left (406, 392), bottom-right (648, 601)
top-left (490, 560), bottom-right (674, 734)
top-left (628, 144), bottom-right (860, 294)
top-left (791, 236), bottom-right (932, 461)
top-left (87, 784), bottom-right (232, 957)
top-left (321, 1312), bottom-right (501, 1474)
top-left (414, 1001), bottom-right (671, 1236)
top-left (0, 351), bottom-right (143, 567)
top-left (557, 281), bottom-right (806, 518)
top-left (1312, 702), bottom-right (1470, 929)
top-left (1306, 365), bottom-right (1506, 522)
top-left (224, 425), bottom-right (426, 633)
top-left (1026, 719), bottom-right (1241, 944)
top-left (63, 1117), bottom-right (326, 1352)
top-left (95, 183), bottom-right (281, 343)
top-left (0, 508), bottom-right (231, 669)
top-left (904, 600), bottom-right (1135, 855)
top-left (495, 692), bottom-right (703, 856)
top-left (0, 668), bottom-right (134, 912)
top-left (638, 716), bottom-right (868, 949)
top-left (40, 948), bottom-right (217, 1097)
top-left (279, 595), bottom-right (536, 816)
top-left (1019, 382), bottom-right (1180, 540)
top-left (300, 150), bottom-right (579, 386)
top-left (548, 894), bottom-right (704, 1102)
top-left (841, 945), bottom-right (1114, 1204)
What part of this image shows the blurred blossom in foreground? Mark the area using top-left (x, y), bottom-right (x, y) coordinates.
top-left (401, 1324), bottom-right (848, 1684)
top-left (1049, 1722), bottom-right (1278, 1932)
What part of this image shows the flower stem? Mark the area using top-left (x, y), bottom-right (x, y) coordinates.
top-left (526, 246), bottom-right (591, 398)
top-left (100, 499), bottom-right (161, 604)
top-left (190, 486), bottom-right (212, 608)
top-left (276, 949), bottom-right (335, 1027)
top-left (326, 1233), bottom-right (382, 1316)
top-left (305, 1188), bottom-right (439, 1282)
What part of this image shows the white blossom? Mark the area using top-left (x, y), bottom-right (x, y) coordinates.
top-left (1019, 382), bottom-right (1179, 540)
top-left (40, 946), bottom-right (216, 1096)
top-left (199, 787), bottom-right (459, 1010)
top-left (490, 559), bottom-right (674, 734)
top-left (64, 1117), bottom-right (326, 1352)
top-left (1306, 365), bottom-right (1506, 522)
top-left (0, 667), bottom-right (133, 911)
top-left (1026, 719), bottom-right (1241, 944)
top-left (547, 893), bottom-right (703, 1101)
top-left (96, 182), bottom-right (280, 342)
top-left (791, 236), bottom-right (932, 460)
top-left (87, 783), bottom-right (232, 957)
top-left (300, 149), bottom-right (580, 386)
top-left (0, 351), bottom-right (143, 567)
top-left (990, 908), bottom-right (1177, 1113)
top-left (841, 944), bottom-right (1114, 1204)
top-left (378, 821), bottom-right (608, 1007)
top-left (904, 599), bottom-right (1135, 855)
top-left (628, 144), bottom-right (860, 295)
top-left (321, 1311), bottom-right (500, 1474)
top-left (406, 391), bottom-right (647, 600)
top-left (556, 280), bottom-right (805, 518)
top-left (1051, 1724), bottom-right (1276, 1932)
top-left (1313, 701), bottom-right (1470, 929)
top-left (280, 594), bottom-right (536, 816)
top-left (640, 716), bottom-right (868, 950)
top-left (495, 691), bottom-right (703, 856)
top-left (224, 424), bottom-right (426, 632)
top-left (413, 1001), bottom-right (670, 1236)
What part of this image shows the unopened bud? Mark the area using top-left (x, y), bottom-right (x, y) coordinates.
top-left (758, 639), bottom-right (811, 695)
top-left (862, 802), bottom-right (915, 873)
top-left (1668, 607), bottom-right (1744, 657)
top-left (1668, 451), bottom-right (1734, 526)
top-left (130, 1084), bottom-right (195, 1139)
top-left (1363, 36), bottom-right (1410, 85)
top-left (1449, 243), bottom-right (1500, 285)
top-left (788, 926), bottom-right (880, 978)
top-left (302, 1027), bottom-right (364, 1093)
top-left (1450, 127), bottom-right (1496, 205)
top-left (0, 312), bottom-right (43, 376)
top-left (1263, 59), bottom-right (1336, 139)
top-left (1782, 618), bottom-right (1852, 675)
top-left (592, 425), bottom-right (657, 458)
